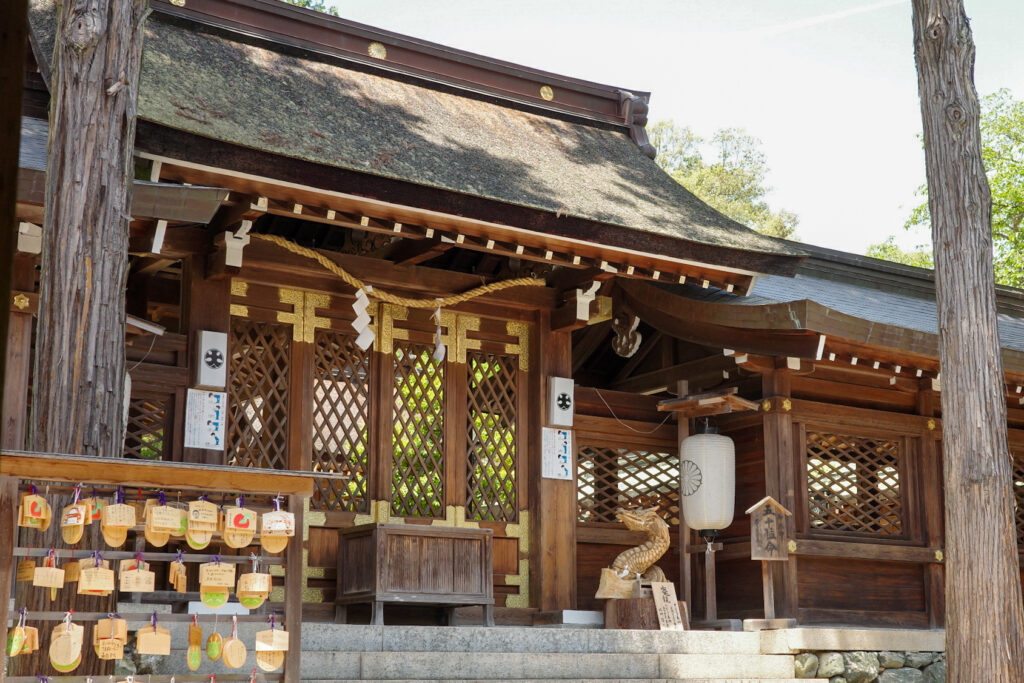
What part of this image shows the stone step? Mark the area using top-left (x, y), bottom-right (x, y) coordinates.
top-left (304, 680), bottom-right (829, 683)
top-left (160, 623), bottom-right (763, 655)
top-left (146, 650), bottom-right (795, 680)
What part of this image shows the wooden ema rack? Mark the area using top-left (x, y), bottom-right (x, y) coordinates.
top-left (0, 450), bottom-right (316, 683)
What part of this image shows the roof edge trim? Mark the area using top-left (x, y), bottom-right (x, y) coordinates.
top-left (152, 0), bottom-right (647, 128)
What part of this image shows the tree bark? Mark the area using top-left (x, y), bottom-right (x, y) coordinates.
top-left (32, 0), bottom-right (148, 457)
top-left (911, 1), bottom-right (1024, 679)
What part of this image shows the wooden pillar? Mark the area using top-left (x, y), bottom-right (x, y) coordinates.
top-left (2, 256), bottom-right (35, 450)
top-left (0, 475), bottom-right (18, 683)
top-left (761, 366), bottom-right (798, 619)
top-left (283, 494), bottom-right (304, 683)
top-left (0, 0), bottom-right (27, 463)
top-left (917, 383), bottom-right (945, 628)
top-left (288, 340), bottom-right (313, 472)
top-left (528, 310), bottom-right (576, 610)
top-left (370, 345), bottom-right (393, 505)
top-left (676, 380), bottom-right (692, 609)
top-left (181, 256), bottom-right (231, 464)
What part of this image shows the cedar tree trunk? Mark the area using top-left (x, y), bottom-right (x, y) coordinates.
top-left (911, 1), bottom-right (1024, 678)
top-left (32, 0), bottom-right (148, 457)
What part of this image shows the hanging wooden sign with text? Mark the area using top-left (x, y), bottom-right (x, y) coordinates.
top-left (650, 581), bottom-right (686, 631)
top-left (747, 496), bottom-right (792, 562)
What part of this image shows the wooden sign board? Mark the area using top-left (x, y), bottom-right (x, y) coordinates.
top-left (746, 496), bottom-right (792, 562)
top-left (199, 562), bottom-right (236, 588)
top-left (189, 500), bottom-right (219, 526)
top-left (120, 568), bottom-right (156, 593)
top-left (96, 638), bottom-right (124, 660)
top-left (16, 560), bottom-right (35, 582)
top-left (136, 626), bottom-right (171, 655)
top-left (650, 581), bottom-right (685, 631)
top-left (33, 566), bottom-right (65, 588)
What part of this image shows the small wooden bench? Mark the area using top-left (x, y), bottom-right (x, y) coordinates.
top-left (335, 522), bottom-right (495, 626)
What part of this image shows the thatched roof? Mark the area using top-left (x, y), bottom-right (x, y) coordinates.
top-left (28, 0), bottom-right (804, 272)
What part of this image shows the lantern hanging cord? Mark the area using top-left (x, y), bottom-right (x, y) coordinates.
top-left (250, 233), bottom-right (545, 308)
top-left (593, 388), bottom-right (673, 434)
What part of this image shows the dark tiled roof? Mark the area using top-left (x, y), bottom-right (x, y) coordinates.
top-left (28, 0), bottom-right (803, 267)
top-left (675, 242), bottom-right (1024, 353)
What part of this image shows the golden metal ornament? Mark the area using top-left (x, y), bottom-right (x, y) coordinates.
top-left (12, 293), bottom-right (29, 310)
top-left (368, 42), bottom-right (388, 59)
top-left (539, 85), bottom-right (554, 101)
top-left (505, 320), bottom-right (530, 371)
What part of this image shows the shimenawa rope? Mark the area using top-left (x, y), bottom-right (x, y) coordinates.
top-left (251, 233), bottom-right (544, 309)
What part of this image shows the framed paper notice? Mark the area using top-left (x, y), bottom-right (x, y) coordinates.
top-left (541, 427), bottom-right (573, 480)
top-left (185, 389), bottom-right (227, 450)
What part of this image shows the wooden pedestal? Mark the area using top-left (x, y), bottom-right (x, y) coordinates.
top-left (603, 598), bottom-right (690, 630)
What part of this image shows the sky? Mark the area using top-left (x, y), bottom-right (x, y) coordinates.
top-left (326, 0), bottom-right (1024, 255)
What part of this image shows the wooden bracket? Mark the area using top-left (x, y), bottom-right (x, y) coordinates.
top-left (657, 387), bottom-right (759, 418)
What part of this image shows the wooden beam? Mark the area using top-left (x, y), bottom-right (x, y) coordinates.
top-left (208, 192), bottom-right (260, 231)
top-left (131, 257), bottom-right (177, 277)
top-left (572, 323), bottom-right (610, 374)
top-left (616, 279), bottom-right (823, 359)
top-left (386, 237), bottom-right (452, 265)
top-left (220, 238), bottom-right (559, 310)
top-left (610, 355), bottom-right (732, 394)
top-left (0, 451), bottom-right (315, 496)
top-left (657, 386), bottom-right (759, 416)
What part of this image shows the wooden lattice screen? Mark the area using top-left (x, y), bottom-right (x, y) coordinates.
top-left (466, 351), bottom-right (518, 522)
top-left (805, 429), bottom-right (902, 536)
top-left (1013, 450), bottom-right (1024, 547)
top-left (227, 319), bottom-right (291, 469)
top-left (311, 329), bottom-right (371, 512)
top-left (123, 397), bottom-right (169, 460)
top-left (577, 445), bottom-right (680, 525)
top-left (391, 341), bottom-right (445, 517)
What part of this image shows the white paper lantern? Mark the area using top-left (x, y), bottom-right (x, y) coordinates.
top-left (679, 427), bottom-right (735, 533)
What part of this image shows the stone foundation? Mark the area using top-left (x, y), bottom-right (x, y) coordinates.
top-left (794, 649), bottom-right (946, 682)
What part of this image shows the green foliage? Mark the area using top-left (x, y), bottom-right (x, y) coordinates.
top-left (279, 0), bottom-right (339, 17)
top-left (887, 89), bottom-right (1024, 286)
top-left (865, 237), bottom-right (934, 269)
top-left (648, 121), bottom-right (799, 239)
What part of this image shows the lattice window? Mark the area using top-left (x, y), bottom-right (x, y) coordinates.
top-left (311, 329), bottom-right (371, 512)
top-left (227, 319), bottom-right (291, 469)
top-left (124, 397), bottom-right (168, 460)
top-left (1013, 451), bottom-right (1024, 548)
top-left (806, 430), bottom-right (902, 535)
top-left (466, 352), bottom-right (518, 522)
top-left (391, 342), bottom-right (445, 517)
top-left (577, 445), bottom-right (680, 524)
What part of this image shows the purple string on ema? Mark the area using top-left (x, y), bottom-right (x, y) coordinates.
top-left (175, 549), bottom-right (184, 563)
top-left (29, 484), bottom-right (36, 495)
top-left (116, 487), bottom-right (124, 504)
top-left (268, 613), bottom-right (275, 630)
top-left (152, 611), bottom-right (158, 629)
top-left (212, 554), bottom-right (221, 565)
top-left (93, 550), bottom-right (102, 567)
top-left (158, 491), bottom-right (167, 506)
top-left (36, 674), bottom-right (48, 683)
